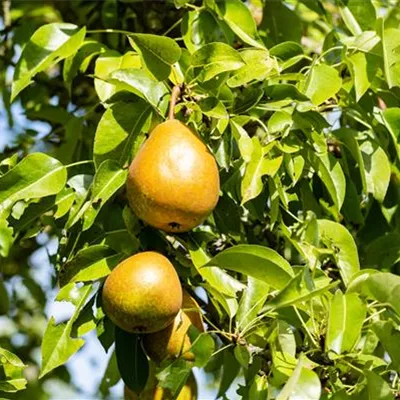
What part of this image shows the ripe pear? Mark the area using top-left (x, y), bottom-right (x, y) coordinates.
top-left (126, 119), bottom-right (220, 233)
top-left (124, 372), bottom-right (197, 400)
top-left (102, 252), bottom-right (182, 333)
top-left (143, 290), bottom-right (204, 363)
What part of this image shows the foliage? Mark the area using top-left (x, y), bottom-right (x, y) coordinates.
top-left (2, 0), bottom-right (400, 398)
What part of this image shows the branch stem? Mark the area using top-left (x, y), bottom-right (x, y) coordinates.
top-left (168, 85), bottom-right (181, 120)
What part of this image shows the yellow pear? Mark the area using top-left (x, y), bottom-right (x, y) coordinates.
top-left (143, 290), bottom-right (204, 363)
top-left (126, 119), bottom-right (220, 233)
top-left (102, 252), bottom-right (182, 333)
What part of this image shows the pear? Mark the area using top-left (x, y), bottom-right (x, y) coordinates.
top-left (126, 119), bottom-right (220, 232)
top-left (143, 290), bottom-right (204, 363)
top-left (102, 252), bottom-right (182, 333)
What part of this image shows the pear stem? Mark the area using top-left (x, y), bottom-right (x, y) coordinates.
top-left (168, 85), bottom-right (181, 120)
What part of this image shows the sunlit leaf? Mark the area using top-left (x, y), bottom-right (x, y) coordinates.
top-left (241, 138), bottom-right (283, 204)
top-left (216, 0), bottom-right (263, 48)
top-left (128, 33), bottom-right (181, 81)
top-left (12, 23), bottom-right (86, 101)
top-left (110, 68), bottom-right (169, 114)
top-left (277, 357), bottom-right (321, 400)
top-left (191, 43), bottom-right (244, 81)
top-left (317, 220), bottom-right (360, 285)
top-left (40, 284), bottom-right (92, 378)
top-left (82, 160), bottom-right (127, 231)
top-left (207, 244), bottom-right (294, 290)
top-left (304, 64), bottom-right (342, 105)
top-left (0, 153), bottom-right (67, 217)
top-left (325, 290), bottom-right (366, 354)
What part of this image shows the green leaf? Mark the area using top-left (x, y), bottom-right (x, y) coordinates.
top-left (181, 10), bottom-right (230, 53)
top-left (12, 188), bottom-right (75, 233)
top-left (216, 350), bottom-right (241, 399)
top-left (346, 0), bottom-right (376, 33)
top-left (58, 245), bottom-right (123, 287)
top-left (198, 97), bottom-right (229, 133)
top-left (40, 284), bottom-right (92, 378)
top-left (110, 68), bottom-right (169, 114)
top-left (54, 117), bottom-right (84, 165)
top-left (128, 34), bottom-right (181, 81)
top-left (115, 327), bottom-right (149, 395)
top-left (325, 291), bottom-right (366, 354)
top-left (241, 138), bottom-right (283, 204)
top-left (233, 86), bottom-right (264, 114)
top-left (360, 140), bottom-right (391, 203)
top-left (268, 110), bottom-right (293, 135)
top-left (382, 108), bottom-right (400, 163)
top-left (364, 233), bottom-right (400, 269)
top-left (0, 153), bottom-right (67, 217)
top-left (234, 344), bottom-right (251, 368)
top-left (0, 219), bottom-right (13, 257)
top-left (188, 236), bottom-right (245, 297)
top-left (230, 120), bottom-right (254, 162)
top-left (97, 316), bottom-right (115, 354)
top-left (260, 1), bottom-right (302, 45)
top-left (304, 64), bottom-right (342, 105)
top-left (99, 350), bottom-right (120, 396)
top-left (227, 48), bottom-right (278, 87)
top-left (102, 229), bottom-right (139, 256)
top-left (206, 284), bottom-right (238, 318)
top-left (174, 0), bottom-right (191, 8)
top-left (191, 43), bottom-right (245, 82)
top-left (333, 128), bottom-right (367, 195)
top-left (93, 100), bottom-right (152, 167)
top-left (373, 320), bottom-right (400, 371)
top-left (188, 329), bottom-right (215, 368)
top-left (270, 41), bottom-right (303, 60)
top-left (206, 244), bottom-right (294, 290)
top-left (339, 4), bottom-right (362, 36)
top-left (12, 23), bottom-right (86, 101)
top-left (217, 0), bottom-right (263, 48)
top-left (0, 348), bottom-right (27, 393)
top-left (350, 272), bottom-right (400, 317)
top-left (307, 150), bottom-right (346, 211)
top-left (248, 375), bottom-right (268, 400)
top-left (72, 295), bottom-right (97, 337)
top-left (82, 160), bottom-right (127, 231)
top-left (65, 174), bottom-right (94, 230)
top-left (63, 40), bottom-right (107, 92)
top-left (94, 51), bottom-right (141, 102)
top-left (156, 358), bottom-right (192, 398)
top-left (266, 271), bottom-right (338, 310)
top-left (366, 371), bottom-right (395, 400)
top-left (317, 220), bottom-right (360, 285)
top-left (377, 21), bottom-right (400, 88)
top-left (346, 52), bottom-right (370, 101)
top-left (277, 357), bottom-right (321, 400)
top-left (236, 277), bottom-right (269, 331)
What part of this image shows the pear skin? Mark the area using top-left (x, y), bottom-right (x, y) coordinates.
top-left (126, 119), bottom-right (220, 232)
top-left (143, 290), bottom-right (204, 363)
top-left (102, 252), bottom-right (182, 333)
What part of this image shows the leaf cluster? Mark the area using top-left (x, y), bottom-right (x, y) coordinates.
top-left (2, 0), bottom-right (400, 399)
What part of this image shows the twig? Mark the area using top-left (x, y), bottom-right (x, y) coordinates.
top-left (168, 85), bottom-right (181, 120)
